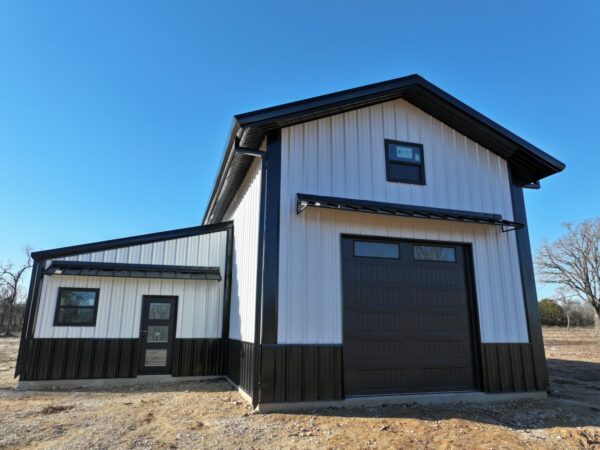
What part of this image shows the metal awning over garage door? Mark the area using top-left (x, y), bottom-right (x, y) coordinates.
top-left (341, 237), bottom-right (480, 396)
top-left (297, 193), bottom-right (523, 232)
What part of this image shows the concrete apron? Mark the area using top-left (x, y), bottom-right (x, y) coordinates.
top-left (256, 390), bottom-right (548, 413)
top-left (17, 375), bottom-right (223, 390)
top-left (16, 378), bottom-right (547, 414)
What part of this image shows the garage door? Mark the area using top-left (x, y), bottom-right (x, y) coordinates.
top-left (341, 237), bottom-right (479, 396)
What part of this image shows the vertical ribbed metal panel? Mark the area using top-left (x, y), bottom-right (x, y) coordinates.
top-left (278, 99), bottom-right (528, 344)
top-left (34, 230), bottom-right (228, 339)
top-left (171, 338), bottom-right (226, 376)
top-left (58, 230), bottom-right (227, 268)
top-left (223, 157), bottom-right (262, 342)
top-left (481, 343), bottom-right (540, 392)
top-left (21, 338), bottom-right (139, 381)
top-left (35, 275), bottom-right (224, 339)
top-left (259, 344), bottom-right (343, 403)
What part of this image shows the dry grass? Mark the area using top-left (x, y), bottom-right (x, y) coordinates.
top-left (1, 328), bottom-right (599, 449)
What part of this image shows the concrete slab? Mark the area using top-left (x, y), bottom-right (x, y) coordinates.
top-left (256, 390), bottom-right (548, 413)
top-left (17, 375), bottom-right (223, 391)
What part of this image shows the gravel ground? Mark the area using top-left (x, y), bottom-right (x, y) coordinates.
top-left (1, 328), bottom-right (600, 449)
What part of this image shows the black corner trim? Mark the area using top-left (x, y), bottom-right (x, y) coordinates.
top-left (221, 227), bottom-right (234, 339)
top-left (15, 259), bottom-right (45, 378)
top-left (252, 129), bottom-right (282, 407)
top-left (31, 221), bottom-right (233, 261)
top-left (261, 130), bottom-right (281, 345)
top-left (509, 171), bottom-right (549, 390)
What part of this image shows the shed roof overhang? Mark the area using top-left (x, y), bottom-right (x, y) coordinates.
top-left (203, 74), bottom-right (565, 224)
top-left (296, 193), bottom-right (524, 232)
top-left (45, 260), bottom-right (222, 281)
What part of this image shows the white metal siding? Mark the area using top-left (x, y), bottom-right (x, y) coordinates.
top-left (224, 157), bottom-right (262, 342)
top-left (58, 231), bottom-right (227, 268)
top-left (285, 98), bottom-right (514, 218)
top-left (278, 99), bottom-right (528, 344)
top-left (34, 275), bottom-right (222, 338)
top-left (34, 231), bottom-right (228, 339)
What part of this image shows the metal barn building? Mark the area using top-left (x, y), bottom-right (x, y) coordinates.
top-left (16, 75), bottom-right (565, 410)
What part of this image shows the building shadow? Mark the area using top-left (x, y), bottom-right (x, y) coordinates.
top-left (4, 376), bottom-right (236, 395)
top-left (272, 358), bottom-right (600, 431)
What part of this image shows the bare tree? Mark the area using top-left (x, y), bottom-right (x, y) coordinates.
top-left (0, 246), bottom-right (32, 336)
top-left (555, 288), bottom-right (578, 331)
top-left (536, 219), bottom-right (600, 335)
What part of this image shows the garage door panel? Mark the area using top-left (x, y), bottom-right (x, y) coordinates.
top-left (346, 339), bottom-right (474, 360)
top-left (344, 264), bottom-right (409, 284)
top-left (346, 366), bottom-right (475, 396)
top-left (347, 287), bottom-right (469, 310)
top-left (342, 237), bottom-right (478, 396)
top-left (347, 311), bottom-right (472, 334)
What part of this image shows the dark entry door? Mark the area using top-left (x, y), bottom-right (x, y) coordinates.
top-left (138, 296), bottom-right (177, 375)
top-left (341, 237), bottom-right (479, 396)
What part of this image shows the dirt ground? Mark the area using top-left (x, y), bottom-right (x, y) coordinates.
top-left (1, 328), bottom-right (600, 449)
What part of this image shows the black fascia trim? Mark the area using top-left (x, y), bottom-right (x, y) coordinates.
top-left (233, 75), bottom-right (564, 173)
top-left (234, 75), bottom-right (423, 126)
top-left (202, 119), bottom-right (242, 224)
top-left (203, 75), bottom-right (565, 225)
top-left (32, 222), bottom-right (233, 261)
top-left (297, 193), bottom-right (523, 230)
top-left (45, 261), bottom-right (222, 281)
top-left (53, 287), bottom-right (100, 327)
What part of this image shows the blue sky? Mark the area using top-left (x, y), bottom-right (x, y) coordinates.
top-left (0, 1), bottom-right (598, 296)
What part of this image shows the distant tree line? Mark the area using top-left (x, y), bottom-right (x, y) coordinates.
top-left (538, 298), bottom-right (596, 328)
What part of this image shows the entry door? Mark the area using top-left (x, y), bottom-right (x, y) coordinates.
top-left (341, 237), bottom-right (479, 396)
top-left (138, 296), bottom-right (177, 375)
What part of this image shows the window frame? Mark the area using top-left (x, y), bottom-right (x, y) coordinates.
top-left (353, 240), bottom-right (400, 260)
top-left (53, 287), bottom-right (100, 326)
top-left (384, 139), bottom-right (426, 185)
top-left (413, 245), bottom-right (457, 263)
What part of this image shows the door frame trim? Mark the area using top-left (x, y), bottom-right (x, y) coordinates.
top-left (138, 295), bottom-right (178, 375)
top-left (340, 234), bottom-right (483, 394)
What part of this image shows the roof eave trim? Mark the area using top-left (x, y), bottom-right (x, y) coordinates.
top-left (202, 119), bottom-right (242, 224)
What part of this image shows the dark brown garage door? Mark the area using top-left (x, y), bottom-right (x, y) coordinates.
top-left (341, 237), bottom-right (479, 396)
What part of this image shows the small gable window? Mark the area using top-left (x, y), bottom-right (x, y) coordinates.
top-left (54, 288), bottom-right (99, 326)
top-left (385, 140), bottom-right (425, 185)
